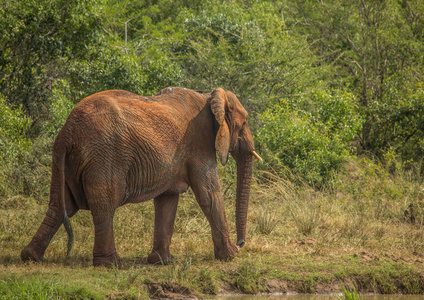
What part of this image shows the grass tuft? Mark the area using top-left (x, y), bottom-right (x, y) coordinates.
top-left (341, 286), bottom-right (361, 300)
top-left (256, 203), bottom-right (279, 235)
top-left (233, 259), bottom-right (266, 294)
top-left (0, 277), bottom-right (103, 300)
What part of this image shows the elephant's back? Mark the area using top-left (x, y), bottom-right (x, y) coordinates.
top-left (57, 90), bottom-right (186, 183)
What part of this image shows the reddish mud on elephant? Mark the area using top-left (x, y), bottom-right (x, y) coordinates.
top-left (21, 87), bottom-right (262, 267)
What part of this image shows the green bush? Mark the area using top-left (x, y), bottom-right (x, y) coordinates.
top-left (0, 94), bottom-right (31, 162)
top-left (0, 0), bottom-right (104, 126)
top-left (0, 95), bottom-right (33, 197)
top-left (255, 90), bottom-right (362, 186)
top-left (43, 80), bottom-right (75, 138)
top-left (0, 95), bottom-right (57, 200)
top-left (141, 55), bottom-right (184, 95)
top-left (366, 79), bottom-right (424, 161)
top-left (297, 89), bottom-right (363, 143)
top-left (67, 48), bottom-right (147, 100)
top-left (170, 2), bottom-right (328, 116)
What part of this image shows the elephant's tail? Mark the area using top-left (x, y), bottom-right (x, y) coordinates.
top-left (64, 205), bottom-right (74, 257)
top-left (58, 147), bottom-right (74, 257)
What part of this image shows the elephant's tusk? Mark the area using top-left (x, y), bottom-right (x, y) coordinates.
top-left (251, 151), bottom-right (263, 162)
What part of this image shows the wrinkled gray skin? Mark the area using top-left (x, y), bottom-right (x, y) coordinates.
top-left (21, 87), bottom-right (260, 267)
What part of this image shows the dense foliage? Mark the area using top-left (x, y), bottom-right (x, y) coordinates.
top-left (256, 89), bottom-right (362, 186)
top-left (1, 0), bottom-right (423, 195)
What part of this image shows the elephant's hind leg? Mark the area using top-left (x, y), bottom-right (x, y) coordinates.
top-left (83, 170), bottom-right (126, 267)
top-left (21, 209), bottom-right (64, 263)
top-left (88, 186), bottom-right (125, 267)
top-left (21, 186), bottom-right (78, 263)
top-left (147, 193), bottom-right (179, 264)
top-left (91, 212), bottom-right (123, 267)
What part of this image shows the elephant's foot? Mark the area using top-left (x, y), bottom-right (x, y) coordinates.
top-left (93, 253), bottom-right (124, 268)
top-left (147, 250), bottom-right (174, 265)
top-left (214, 242), bottom-right (239, 261)
top-left (21, 245), bottom-right (44, 263)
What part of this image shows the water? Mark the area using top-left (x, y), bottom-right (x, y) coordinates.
top-left (215, 294), bottom-right (423, 300)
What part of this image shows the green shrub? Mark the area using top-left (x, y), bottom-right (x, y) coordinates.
top-left (367, 79), bottom-right (424, 161)
top-left (43, 80), bottom-right (75, 138)
top-left (141, 56), bottom-right (184, 95)
top-left (256, 90), bottom-right (362, 186)
top-left (0, 95), bottom-right (32, 197)
top-left (67, 48), bottom-right (147, 99)
top-left (0, 94), bottom-right (31, 162)
top-left (297, 89), bottom-right (363, 143)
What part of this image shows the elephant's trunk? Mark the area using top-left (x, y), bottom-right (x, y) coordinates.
top-left (235, 152), bottom-right (254, 247)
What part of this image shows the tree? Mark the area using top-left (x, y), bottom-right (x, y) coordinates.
top-left (0, 0), bottom-right (104, 134)
top-left (287, 0), bottom-right (424, 160)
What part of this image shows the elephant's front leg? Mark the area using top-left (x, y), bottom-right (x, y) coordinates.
top-left (191, 171), bottom-right (238, 261)
top-left (147, 193), bottom-right (179, 264)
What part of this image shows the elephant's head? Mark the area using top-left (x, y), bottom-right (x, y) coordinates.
top-left (209, 88), bottom-right (262, 248)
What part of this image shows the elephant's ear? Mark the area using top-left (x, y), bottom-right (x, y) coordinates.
top-left (210, 88), bottom-right (230, 166)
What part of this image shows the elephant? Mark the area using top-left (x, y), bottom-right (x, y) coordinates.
top-left (21, 87), bottom-right (262, 267)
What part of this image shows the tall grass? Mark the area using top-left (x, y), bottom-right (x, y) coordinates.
top-left (257, 172), bottom-right (322, 236)
top-left (251, 157), bottom-right (424, 259)
top-left (256, 202), bottom-right (279, 235)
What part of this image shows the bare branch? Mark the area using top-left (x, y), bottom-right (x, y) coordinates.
top-left (340, 56), bottom-right (364, 73)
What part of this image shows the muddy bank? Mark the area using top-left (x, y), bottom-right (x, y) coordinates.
top-left (147, 275), bottom-right (424, 299)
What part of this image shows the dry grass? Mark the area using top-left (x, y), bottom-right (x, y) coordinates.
top-left (251, 158), bottom-right (424, 259)
top-left (1, 157), bottom-right (424, 298)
